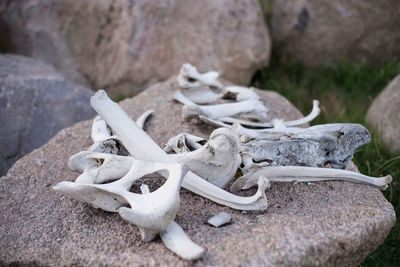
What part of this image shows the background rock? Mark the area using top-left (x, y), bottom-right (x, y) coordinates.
top-left (271, 0), bottom-right (400, 66)
top-left (0, 76), bottom-right (395, 266)
top-left (0, 0), bottom-right (271, 97)
top-left (366, 74), bottom-right (400, 154)
top-left (0, 54), bottom-right (95, 175)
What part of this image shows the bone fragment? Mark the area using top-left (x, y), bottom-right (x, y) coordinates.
top-left (207, 212), bottom-right (232, 227)
top-left (89, 109), bottom-right (153, 154)
top-left (160, 221), bottom-right (205, 260)
top-left (198, 100), bottom-right (320, 129)
top-left (237, 123), bottom-right (371, 171)
top-left (180, 86), bottom-right (223, 104)
top-left (231, 166), bottom-right (392, 192)
top-left (223, 86), bottom-right (260, 101)
top-left (171, 128), bottom-right (241, 188)
top-left (177, 63), bottom-right (222, 89)
top-left (90, 90), bottom-right (269, 211)
top-left (218, 100), bottom-right (320, 128)
top-left (164, 133), bottom-right (206, 153)
top-left (135, 109), bottom-right (154, 129)
top-left (179, 85), bottom-right (259, 105)
top-left (69, 151), bottom-right (134, 184)
top-left (174, 91), bottom-right (268, 122)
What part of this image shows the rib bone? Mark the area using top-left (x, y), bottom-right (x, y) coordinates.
top-left (198, 100), bottom-right (320, 129)
top-left (90, 90), bottom-right (269, 211)
top-left (230, 166), bottom-right (392, 192)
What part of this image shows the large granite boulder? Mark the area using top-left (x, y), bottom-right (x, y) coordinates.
top-left (0, 54), bottom-right (96, 176)
top-left (271, 0), bottom-right (400, 66)
top-left (0, 0), bottom-right (271, 97)
top-left (0, 76), bottom-right (395, 265)
top-left (366, 74), bottom-right (400, 154)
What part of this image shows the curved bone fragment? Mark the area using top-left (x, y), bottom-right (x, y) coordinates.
top-left (90, 90), bottom-right (269, 211)
top-left (160, 221), bottom-right (205, 260)
top-left (171, 128), bottom-right (241, 188)
top-left (230, 166), bottom-right (392, 192)
top-left (219, 100), bottom-right (320, 128)
top-left (174, 91), bottom-right (268, 121)
top-left (197, 100), bottom-right (320, 129)
top-left (164, 133), bottom-right (206, 153)
top-left (54, 160), bottom-right (187, 242)
top-left (177, 63), bottom-right (223, 89)
top-left (237, 123), bottom-right (371, 171)
top-left (135, 109), bottom-right (154, 129)
top-left (207, 212), bottom-right (232, 227)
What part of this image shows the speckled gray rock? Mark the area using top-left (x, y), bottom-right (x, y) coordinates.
top-left (366, 74), bottom-right (400, 154)
top-left (271, 0), bottom-right (400, 65)
top-left (0, 54), bottom-right (95, 175)
top-left (0, 0), bottom-right (270, 97)
top-left (0, 77), bottom-right (395, 266)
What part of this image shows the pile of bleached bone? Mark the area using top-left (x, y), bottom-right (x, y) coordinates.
top-left (54, 63), bottom-right (392, 260)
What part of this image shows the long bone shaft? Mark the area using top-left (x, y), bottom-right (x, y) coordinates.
top-left (230, 166), bottom-right (392, 192)
top-left (90, 90), bottom-right (269, 211)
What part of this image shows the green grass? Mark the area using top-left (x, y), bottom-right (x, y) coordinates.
top-left (252, 56), bottom-right (400, 266)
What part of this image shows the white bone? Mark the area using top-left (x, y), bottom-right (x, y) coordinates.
top-left (198, 100), bottom-right (320, 129)
top-left (164, 133), bottom-right (206, 153)
top-left (177, 63), bottom-right (223, 89)
top-left (140, 183), bottom-right (151, 194)
top-left (89, 110), bottom-right (153, 154)
top-left (160, 221), bottom-right (205, 260)
top-left (180, 86), bottom-right (223, 104)
top-left (219, 100), bottom-right (320, 127)
top-left (207, 212), bottom-right (232, 227)
top-left (91, 116), bottom-right (113, 142)
top-left (171, 128), bottom-right (241, 188)
top-left (90, 90), bottom-right (269, 211)
top-left (135, 109), bottom-right (154, 129)
top-left (54, 160), bottom-right (187, 242)
top-left (230, 166), bottom-right (392, 192)
top-left (223, 86), bottom-right (260, 101)
top-left (68, 151), bottom-right (134, 184)
top-left (174, 91), bottom-right (268, 122)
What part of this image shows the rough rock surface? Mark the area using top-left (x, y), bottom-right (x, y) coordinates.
top-left (0, 0), bottom-right (271, 97)
top-left (0, 77), bottom-right (395, 266)
top-left (366, 74), bottom-right (400, 154)
top-left (271, 0), bottom-right (400, 65)
top-left (0, 54), bottom-right (96, 176)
